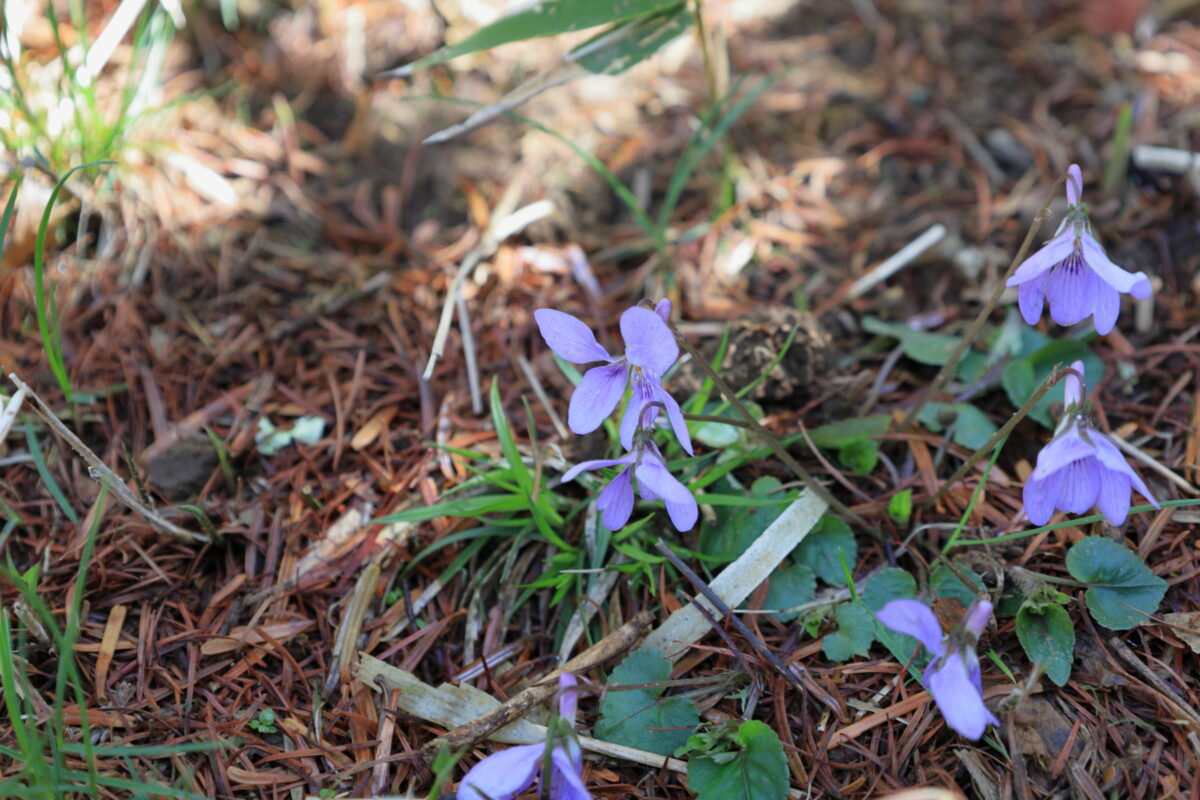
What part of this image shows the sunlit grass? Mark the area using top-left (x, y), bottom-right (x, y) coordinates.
top-left (0, 0), bottom-right (175, 176)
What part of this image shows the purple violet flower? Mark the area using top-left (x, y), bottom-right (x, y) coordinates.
top-left (876, 598), bottom-right (998, 740)
top-left (560, 410), bottom-right (697, 532)
top-left (458, 673), bottom-right (590, 800)
top-left (1023, 360), bottom-right (1159, 527)
top-left (1006, 164), bottom-right (1152, 335)
top-left (534, 301), bottom-right (693, 455)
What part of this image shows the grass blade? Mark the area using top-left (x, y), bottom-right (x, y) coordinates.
top-left (656, 75), bottom-right (777, 232)
top-left (0, 176), bottom-right (23, 259)
top-left (388, 0), bottom-right (680, 77)
top-left (33, 160), bottom-right (114, 401)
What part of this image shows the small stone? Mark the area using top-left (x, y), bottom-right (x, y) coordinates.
top-left (985, 128), bottom-right (1033, 171)
top-left (146, 437), bottom-right (220, 501)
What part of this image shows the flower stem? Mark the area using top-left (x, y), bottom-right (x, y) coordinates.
top-left (927, 365), bottom-right (1073, 509)
top-left (670, 325), bottom-right (870, 529)
top-left (681, 412), bottom-right (758, 429)
top-left (899, 175), bottom-right (1067, 433)
top-left (1009, 565), bottom-right (1087, 589)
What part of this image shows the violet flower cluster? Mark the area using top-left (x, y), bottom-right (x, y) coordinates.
top-left (1007, 165), bottom-right (1159, 527)
top-left (458, 674), bottom-right (590, 800)
top-left (535, 301), bottom-right (697, 531)
top-left (876, 598), bottom-right (998, 740)
top-left (873, 166), bottom-right (1161, 743)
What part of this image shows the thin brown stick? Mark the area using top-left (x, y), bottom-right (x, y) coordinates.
top-left (418, 610), bottom-right (654, 756)
top-left (1108, 636), bottom-right (1200, 734)
top-left (900, 175), bottom-right (1066, 432)
top-left (653, 539), bottom-right (846, 720)
top-left (926, 365), bottom-right (1073, 508)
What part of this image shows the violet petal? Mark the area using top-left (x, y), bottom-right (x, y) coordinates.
top-left (1023, 469), bottom-right (1064, 526)
top-left (927, 652), bottom-right (998, 740)
top-left (457, 743), bottom-right (545, 800)
top-left (548, 746), bottom-right (591, 800)
top-left (1007, 231), bottom-right (1075, 286)
top-left (1017, 274), bottom-right (1047, 327)
top-left (620, 306), bottom-right (678, 375)
top-left (633, 451), bottom-right (697, 531)
top-left (1057, 457), bottom-right (1100, 515)
top-left (568, 362), bottom-right (628, 435)
top-left (534, 309), bottom-right (613, 364)
top-left (596, 467), bottom-right (635, 531)
top-left (876, 599), bottom-right (946, 656)
top-left (1080, 236), bottom-right (1152, 297)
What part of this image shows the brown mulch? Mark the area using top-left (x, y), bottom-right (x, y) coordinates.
top-left (2, 0), bottom-right (1200, 798)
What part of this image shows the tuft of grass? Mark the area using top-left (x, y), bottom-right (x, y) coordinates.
top-left (30, 161), bottom-right (112, 401)
top-left (0, 1), bottom-right (176, 175)
top-left (0, 487), bottom-right (225, 798)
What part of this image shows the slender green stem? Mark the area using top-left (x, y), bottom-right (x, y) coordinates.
top-left (927, 365), bottom-right (1074, 509)
top-left (940, 432), bottom-right (1007, 553)
top-left (682, 412), bottom-right (757, 429)
top-left (1009, 567), bottom-right (1086, 588)
top-left (900, 175), bottom-right (1066, 432)
top-left (958, 498), bottom-right (1200, 547)
top-left (670, 324), bottom-right (869, 528)
top-left (692, 0), bottom-right (718, 107)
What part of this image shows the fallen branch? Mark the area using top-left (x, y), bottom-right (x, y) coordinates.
top-left (413, 610), bottom-right (653, 756)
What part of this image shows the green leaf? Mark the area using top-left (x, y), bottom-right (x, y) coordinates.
top-left (0, 177), bottom-right (22, 260)
top-left (595, 649), bottom-right (700, 755)
top-left (698, 477), bottom-right (785, 562)
top-left (686, 720), bottom-right (789, 800)
top-left (421, 5), bottom-right (691, 146)
top-left (916, 402), bottom-right (998, 450)
top-left (862, 316), bottom-right (963, 366)
top-left (394, 0), bottom-right (681, 75)
top-left (694, 400), bottom-right (762, 450)
top-left (930, 563), bottom-right (986, 608)
top-left (995, 583), bottom-right (1026, 618)
top-left (793, 515), bottom-right (857, 586)
top-left (762, 564), bottom-right (816, 623)
top-left (1066, 536), bottom-right (1167, 630)
top-left (572, 3), bottom-right (691, 75)
top-left (860, 567), bottom-right (918, 612)
top-left (1016, 601), bottom-right (1075, 686)
top-left (1002, 340), bottom-right (1104, 428)
top-left (805, 414), bottom-right (891, 448)
top-left (887, 489), bottom-right (913, 527)
top-left (822, 601), bottom-right (875, 661)
top-left (491, 379), bottom-right (532, 496)
top-left (372, 494), bottom-right (527, 523)
top-left (837, 438), bottom-right (878, 475)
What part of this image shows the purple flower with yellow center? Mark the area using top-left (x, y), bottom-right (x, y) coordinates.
top-left (1006, 164), bottom-right (1152, 335)
top-left (560, 409), bottom-right (697, 532)
top-left (458, 673), bottom-right (590, 800)
top-left (534, 301), bottom-right (692, 455)
top-left (1023, 360), bottom-right (1159, 527)
top-left (876, 598), bottom-right (998, 740)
